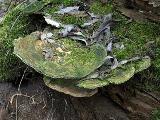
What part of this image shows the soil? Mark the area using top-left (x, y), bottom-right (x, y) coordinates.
top-left (0, 78), bottom-right (129, 120)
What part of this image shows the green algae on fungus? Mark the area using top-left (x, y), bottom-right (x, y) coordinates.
top-left (0, 0), bottom-right (114, 81)
top-left (77, 78), bottom-right (110, 89)
top-left (128, 57), bottom-right (151, 73)
top-left (77, 57), bottom-right (151, 89)
top-left (44, 76), bottom-right (98, 97)
top-left (43, 8), bottom-right (88, 25)
top-left (107, 66), bottom-right (135, 84)
top-left (77, 66), bottom-right (135, 89)
top-left (14, 31), bottom-right (107, 79)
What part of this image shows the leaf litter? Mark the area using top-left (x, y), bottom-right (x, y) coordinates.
top-left (42, 2), bottom-right (150, 70)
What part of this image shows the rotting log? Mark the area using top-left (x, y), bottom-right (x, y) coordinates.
top-left (114, 0), bottom-right (160, 22)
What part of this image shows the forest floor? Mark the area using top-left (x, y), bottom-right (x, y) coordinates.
top-left (0, 1), bottom-right (130, 120)
top-left (0, 0), bottom-right (160, 120)
top-left (0, 78), bottom-right (130, 120)
top-left (0, 76), bottom-right (159, 120)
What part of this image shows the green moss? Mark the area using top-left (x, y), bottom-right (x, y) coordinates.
top-left (42, 0), bottom-right (79, 15)
top-left (0, 6), bottom-right (31, 81)
top-left (54, 14), bottom-right (88, 25)
top-left (90, 1), bottom-right (113, 15)
top-left (151, 108), bottom-right (160, 120)
top-left (0, 1), bottom-right (49, 81)
top-left (112, 12), bottom-right (160, 81)
top-left (154, 38), bottom-right (160, 75)
top-left (43, 1), bottom-right (113, 26)
top-left (43, 7), bottom-right (88, 25)
top-left (113, 20), bottom-right (160, 59)
top-left (42, 0), bottom-right (77, 6)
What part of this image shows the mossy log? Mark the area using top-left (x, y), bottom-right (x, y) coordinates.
top-left (0, 0), bottom-right (159, 97)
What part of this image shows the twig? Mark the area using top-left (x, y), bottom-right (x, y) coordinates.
top-left (10, 93), bottom-right (35, 105)
top-left (63, 99), bottom-right (68, 120)
top-left (18, 67), bottom-right (28, 92)
top-left (15, 97), bottom-right (18, 120)
top-left (42, 97), bottom-right (46, 109)
top-left (15, 67), bottom-right (28, 120)
top-left (47, 98), bottom-right (55, 120)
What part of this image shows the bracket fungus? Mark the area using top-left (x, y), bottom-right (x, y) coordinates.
top-left (14, 31), bottom-right (107, 79)
top-left (12, 1), bottom-right (152, 97)
top-left (44, 77), bottom-right (98, 97)
top-left (77, 57), bottom-right (151, 89)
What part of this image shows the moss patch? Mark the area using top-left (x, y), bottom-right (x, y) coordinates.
top-left (112, 11), bottom-right (160, 82)
top-left (151, 108), bottom-right (160, 120)
top-left (113, 20), bottom-right (160, 59)
top-left (90, 1), bottom-right (113, 15)
top-left (0, 1), bottom-right (52, 81)
top-left (0, 5), bottom-right (32, 81)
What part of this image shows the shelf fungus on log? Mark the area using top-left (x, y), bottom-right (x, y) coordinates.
top-left (77, 66), bottom-right (135, 89)
top-left (44, 77), bottom-right (98, 97)
top-left (13, 31), bottom-right (107, 79)
top-left (12, 1), bottom-right (152, 97)
top-left (77, 57), bottom-right (151, 89)
top-left (127, 57), bottom-right (151, 74)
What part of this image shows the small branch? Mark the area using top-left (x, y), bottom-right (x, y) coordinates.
top-left (10, 93), bottom-right (36, 105)
top-left (18, 67), bottom-right (28, 92)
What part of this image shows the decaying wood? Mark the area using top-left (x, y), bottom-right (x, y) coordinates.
top-left (105, 84), bottom-right (160, 120)
top-left (114, 0), bottom-right (160, 22)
